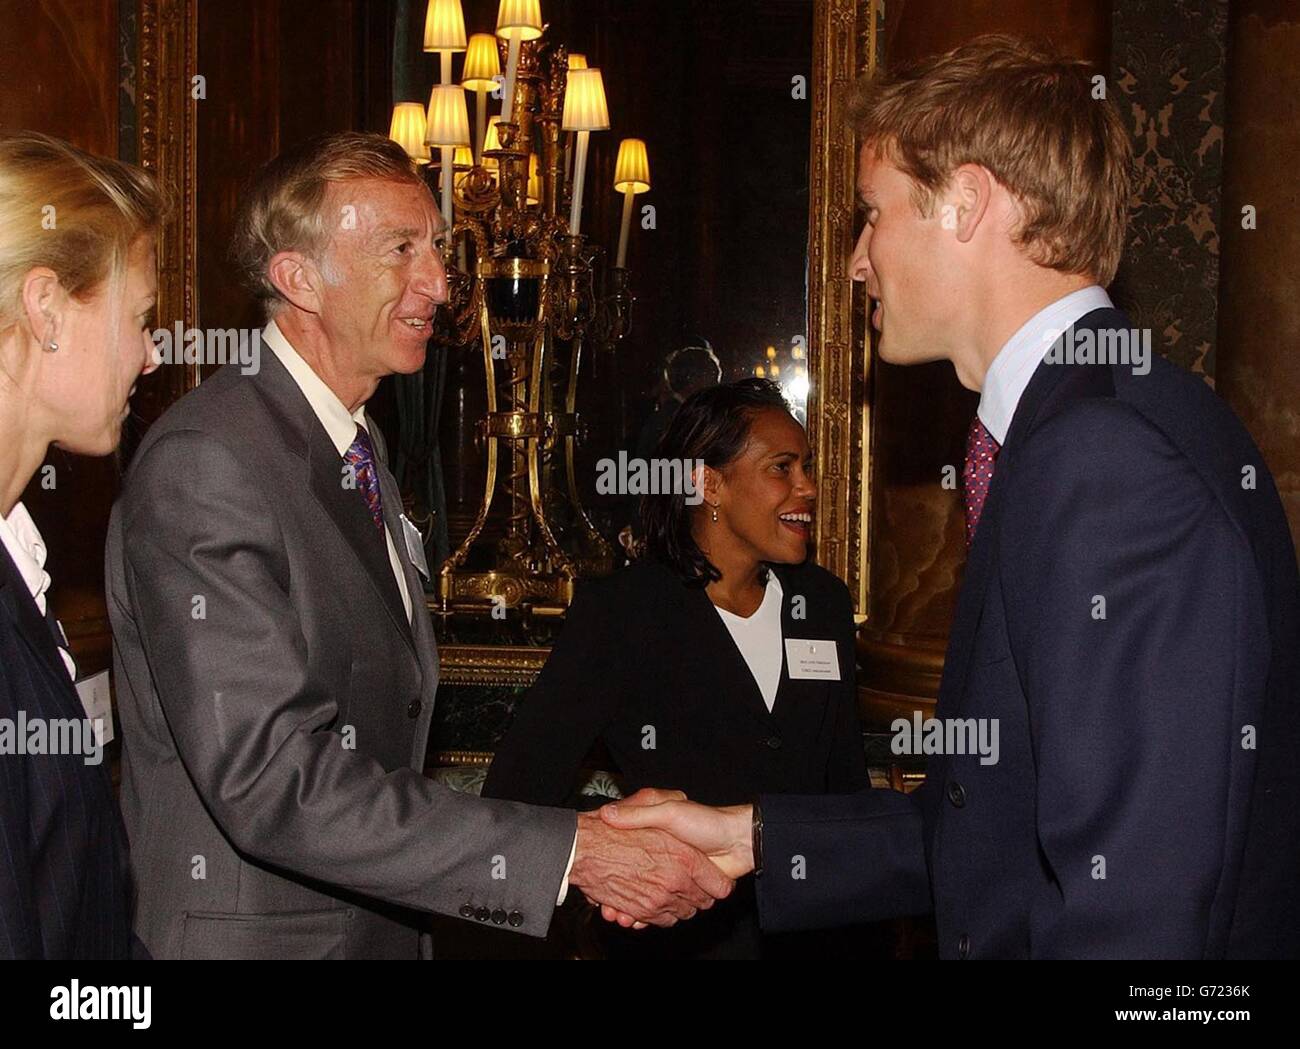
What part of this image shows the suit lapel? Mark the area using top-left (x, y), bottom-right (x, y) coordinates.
top-left (682, 580), bottom-right (776, 727)
top-left (937, 307), bottom-right (1125, 719)
top-left (0, 544), bottom-right (87, 721)
top-left (248, 352), bottom-right (415, 653)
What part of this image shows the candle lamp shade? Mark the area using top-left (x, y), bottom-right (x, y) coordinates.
top-left (567, 53), bottom-right (588, 70)
top-left (482, 116), bottom-right (503, 172)
top-left (389, 102), bottom-right (430, 164)
top-left (452, 146), bottom-right (474, 170)
top-left (495, 0), bottom-right (543, 41)
top-left (562, 68), bottom-right (610, 131)
top-left (613, 138), bottom-right (650, 194)
top-left (423, 0), bottom-right (467, 52)
top-left (461, 32), bottom-right (501, 89)
top-left (425, 85), bottom-right (472, 148)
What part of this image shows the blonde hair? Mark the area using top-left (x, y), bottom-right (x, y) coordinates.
top-left (231, 131), bottom-right (424, 314)
top-left (846, 34), bottom-right (1133, 285)
top-left (0, 131), bottom-right (162, 334)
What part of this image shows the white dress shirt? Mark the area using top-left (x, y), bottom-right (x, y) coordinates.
top-left (261, 321), bottom-right (577, 903)
top-left (714, 573), bottom-right (784, 712)
top-left (978, 285), bottom-right (1114, 444)
top-left (0, 501), bottom-right (76, 680)
top-left (262, 320), bottom-right (411, 620)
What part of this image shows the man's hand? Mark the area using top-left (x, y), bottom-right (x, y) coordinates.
top-left (567, 793), bottom-right (734, 928)
top-left (601, 796), bottom-right (755, 879)
top-left (591, 794), bottom-right (755, 928)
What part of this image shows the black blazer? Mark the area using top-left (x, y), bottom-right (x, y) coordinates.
top-left (0, 543), bottom-right (135, 958)
top-left (484, 559), bottom-right (869, 809)
top-left (756, 307), bottom-right (1300, 959)
top-left (483, 557), bottom-right (869, 958)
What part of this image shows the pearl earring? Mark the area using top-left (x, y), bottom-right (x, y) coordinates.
top-left (44, 340), bottom-right (59, 353)
top-left (711, 505), bottom-right (719, 523)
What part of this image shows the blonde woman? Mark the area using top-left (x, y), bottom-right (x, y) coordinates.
top-left (0, 131), bottom-right (161, 958)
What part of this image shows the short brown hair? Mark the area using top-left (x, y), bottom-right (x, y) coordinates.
top-left (0, 131), bottom-right (163, 332)
top-left (231, 131), bottom-right (425, 313)
top-left (846, 34), bottom-right (1132, 285)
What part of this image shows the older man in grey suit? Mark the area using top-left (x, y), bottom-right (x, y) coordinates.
top-left (106, 132), bottom-right (731, 959)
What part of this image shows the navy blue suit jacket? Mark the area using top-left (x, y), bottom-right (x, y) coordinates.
top-left (755, 307), bottom-right (1300, 959)
top-left (0, 543), bottom-right (135, 958)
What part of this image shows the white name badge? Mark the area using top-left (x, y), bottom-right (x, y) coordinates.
top-left (400, 513), bottom-right (430, 580)
top-left (75, 670), bottom-right (114, 746)
top-left (785, 638), bottom-right (840, 681)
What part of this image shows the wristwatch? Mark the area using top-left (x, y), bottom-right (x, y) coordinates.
top-left (751, 800), bottom-right (764, 877)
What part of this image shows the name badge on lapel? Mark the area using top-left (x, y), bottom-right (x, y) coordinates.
top-left (75, 670), bottom-right (114, 746)
top-left (785, 638), bottom-right (840, 681)
top-left (400, 514), bottom-right (430, 580)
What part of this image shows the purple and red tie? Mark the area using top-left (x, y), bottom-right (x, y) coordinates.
top-left (343, 424), bottom-right (385, 535)
top-left (962, 414), bottom-right (1001, 549)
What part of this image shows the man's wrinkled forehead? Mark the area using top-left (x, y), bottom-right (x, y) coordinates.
top-left (324, 176), bottom-right (443, 244)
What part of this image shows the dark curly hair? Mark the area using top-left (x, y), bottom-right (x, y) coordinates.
top-left (640, 377), bottom-right (794, 585)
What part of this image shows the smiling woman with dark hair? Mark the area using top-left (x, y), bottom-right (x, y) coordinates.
top-left (483, 378), bottom-right (869, 959)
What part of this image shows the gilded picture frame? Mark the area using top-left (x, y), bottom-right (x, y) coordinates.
top-left (807, 0), bottom-right (880, 619)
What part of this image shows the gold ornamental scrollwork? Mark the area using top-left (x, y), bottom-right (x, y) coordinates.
top-left (808, 0), bottom-right (879, 616)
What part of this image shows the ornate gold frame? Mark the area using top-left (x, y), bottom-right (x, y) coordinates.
top-left (137, 0), bottom-right (201, 410)
top-left (807, 0), bottom-right (879, 617)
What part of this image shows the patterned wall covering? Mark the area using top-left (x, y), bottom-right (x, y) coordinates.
top-left (1111, 0), bottom-right (1228, 383)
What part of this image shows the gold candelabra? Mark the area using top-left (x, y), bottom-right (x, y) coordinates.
top-left (425, 29), bottom-right (633, 623)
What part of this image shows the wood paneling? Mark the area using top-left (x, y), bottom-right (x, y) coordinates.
top-left (0, 0), bottom-right (123, 672)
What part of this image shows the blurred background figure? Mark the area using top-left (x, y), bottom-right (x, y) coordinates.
top-left (634, 338), bottom-right (723, 462)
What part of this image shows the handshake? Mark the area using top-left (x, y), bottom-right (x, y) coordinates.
top-left (567, 788), bottom-right (757, 929)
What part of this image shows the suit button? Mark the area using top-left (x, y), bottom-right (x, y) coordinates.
top-left (491, 909), bottom-right (507, 925)
top-left (475, 907), bottom-right (491, 922)
top-left (958, 933), bottom-right (970, 958)
top-left (947, 781), bottom-right (966, 808)
top-left (407, 699), bottom-right (422, 719)
top-left (765, 735), bottom-right (782, 749)
top-left (507, 910), bottom-right (524, 927)
top-left (458, 904), bottom-right (475, 919)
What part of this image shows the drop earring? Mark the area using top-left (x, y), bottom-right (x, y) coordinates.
top-left (710, 505), bottom-right (719, 523)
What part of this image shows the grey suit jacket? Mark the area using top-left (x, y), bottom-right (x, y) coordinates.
top-left (106, 349), bottom-right (575, 959)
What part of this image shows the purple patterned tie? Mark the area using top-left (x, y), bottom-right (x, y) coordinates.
top-left (343, 424), bottom-right (385, 534)
top-left (963, 415), bottom-right (1001, 549)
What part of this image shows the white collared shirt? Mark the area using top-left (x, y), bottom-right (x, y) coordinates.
top-left (978, 285), bottom-right (1114, 445)
top-left (261, 320), bottom-right (412, 620)
top-left (714, 573), bottom-right (784, 712)
top-left (262, 320), bottom-right (578, 906)
top-left (0, 502), bottom-right (76, 680)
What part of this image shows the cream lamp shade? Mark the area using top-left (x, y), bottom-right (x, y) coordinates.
top-left (461, 32), bottom-right (501, 89)
top-left (481, 116), bottom-right (503, 172)
top-left (425, 84), bottom-right (472, 147)
top-left (567, 53), bottom-right (588, 70)
top-left (562, 67), bottom-right (610, 131)
top-left (423, 0), bottom-right (467, 52)
top-left (613, 138), bottom-right (650, 193)
top-left (453, 145), bottom-right (474, 170)
top-left (495, 0), bottom-right (543, 41)
top-left (389, 102), bottom-right (429, 164)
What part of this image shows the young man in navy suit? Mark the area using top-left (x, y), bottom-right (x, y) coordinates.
top-left (601, 34), bottom-right (1300, 959)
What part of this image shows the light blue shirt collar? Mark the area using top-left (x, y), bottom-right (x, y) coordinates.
top-left (977, 285), bottom-right (1113, 444)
